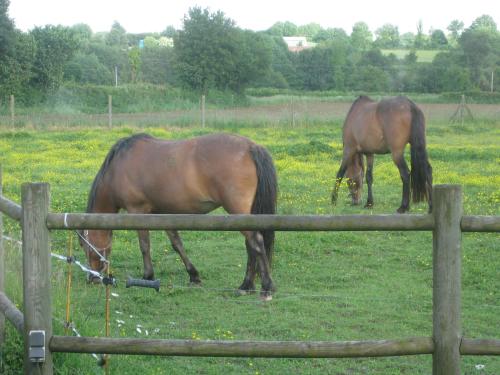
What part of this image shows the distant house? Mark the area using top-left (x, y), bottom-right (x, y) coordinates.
top-left (283, 36), bottom-right (316, 52)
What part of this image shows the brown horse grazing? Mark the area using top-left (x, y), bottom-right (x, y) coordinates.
top-left (331, 95), bottom-right (433, 213)
top-left (79, 133), bottom-right (278, 300)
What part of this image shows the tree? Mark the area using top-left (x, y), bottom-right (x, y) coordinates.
top-left (71, 23), bottom-right (93, 48)
top-left (352, 65), bottom-right (390, 91)
top-left (430, 29), bottom-right (448, 49)
top-left (89, 39), bottom-right (130, 83)
top-left (469, 15), bottom-right (497, 32)
top-left (267, 21), bottom-right (298, 37)
top-left (64, 52), bottom-right (112, 84)
top-left (128, 46), bottom-right (141, 82)
top-left (400, 32), bottom-right (415, 48)
top-left (312, 28), bottom-right (334, 43)
top-left (374, 24), bottom-right (400, 48)
top-left (414, 20), bottom-right (426, 48)
top-left (0, 31), bottom-right (36, 102)
top-left (106, 21), bottom-right (128, 48)
top-left (459, 15), bottom-right (500, 89)
top-left (141, 43), bottom-right (176, 85)
top-left (161, 25), bottom-right (177, 38)
top-left (297, 23), bottom-right (322, 40)
top-left (30, 25), bottom-right (79, 94)
top-left (447, 20), bottom-right (464, 44)
top-left (350, 22), bottom-right (372, 51)
top-left (0, 0), bottom-right (15, 56)
top-left (253, 35), bottom-right (295, 88)
top-left (174, 7), bottom-right (271, 94)
top-left (295, 46), bottom-right (334, 90)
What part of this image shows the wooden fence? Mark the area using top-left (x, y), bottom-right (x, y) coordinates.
top-left (1, 175), bottom-right (499, 374)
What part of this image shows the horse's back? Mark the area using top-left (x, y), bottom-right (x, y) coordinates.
top-left (343, 96), bottom-right (412, 154)
top-left (343, 97), bottom-right (384, 153)
top-left (108, 133), bottom-right (258, 214)
top-left (376, 97), bottom-right (413, 152)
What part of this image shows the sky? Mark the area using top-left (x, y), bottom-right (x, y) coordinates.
top-left (8, 0), bottom-right (500, 36)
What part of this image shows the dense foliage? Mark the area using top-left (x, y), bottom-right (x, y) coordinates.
top-left (0, 2), bottom-right (499, 106)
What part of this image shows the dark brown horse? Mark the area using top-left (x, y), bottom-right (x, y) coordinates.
top-left (331, 96), bottom-right (432, 213)
top-left (79, 133), bottom-right (277, 300)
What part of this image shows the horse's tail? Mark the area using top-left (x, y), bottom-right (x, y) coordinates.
top-left (409, 100), bottom-right (433, 206)
top-left (249, 144), bottom-right (277, 265)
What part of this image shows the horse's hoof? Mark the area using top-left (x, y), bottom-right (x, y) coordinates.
top-left (260, 292), bottom-right (273, 302)
top-left (397, 207), bottom-right (409, 214)
top-left (236, 288), bottom-right (256, 296)
top-left (189, 281), bottom-right (202, 287)
top-left (189, 276), bottom-right (202, 284)
top-left (364, 203), bottom-right (373, 208)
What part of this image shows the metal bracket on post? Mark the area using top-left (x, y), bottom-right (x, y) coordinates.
top-left (28, 330), bottom-right (46, 363)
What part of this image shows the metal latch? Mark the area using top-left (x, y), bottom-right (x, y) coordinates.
top-left (28, 330), bottom-right (45, 363)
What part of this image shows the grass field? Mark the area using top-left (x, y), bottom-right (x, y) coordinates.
top-left (0, 117), bottom-right (499, 374)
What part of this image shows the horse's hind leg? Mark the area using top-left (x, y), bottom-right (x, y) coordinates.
top-left (365, 154), bottom-right (374, 208)
top-left (137, 230), bottom-right (155, 280)
top-left (241, 231), bottom-right (275, 301)
top-left (166, 230), bottom-right (201, 284)
top-left (393, 154), bottom-right (411, 213)
top-left (237, 239), bottom-right (258, 295)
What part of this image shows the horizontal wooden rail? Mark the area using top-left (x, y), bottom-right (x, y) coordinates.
top-left (50, 336), bottom-right (434, 358)
top-left (460, 338), bottom-right (500, 355)
top-left (461, 215), bottom-right (500, 232)
top-left (0, 195), bottom-right (22, 222)
top-left (0, 292), bottom-right (24, 335)
top-left (47, 213), bottom-right (434, 231)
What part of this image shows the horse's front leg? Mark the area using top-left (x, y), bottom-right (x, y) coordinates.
top-left (331, 157), bottom-right (349, 204)
top-left (137, 230), bottom-right (155, 280)
top-left (166, 230), bottom-right (201, 284)
top-left (394, 156), bottom-right (410, 213)
top-left (365, 154), bottom-right (374, 208)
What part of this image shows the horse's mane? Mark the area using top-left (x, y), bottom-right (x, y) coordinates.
top-left (87, 133), bottom-right (153, 212)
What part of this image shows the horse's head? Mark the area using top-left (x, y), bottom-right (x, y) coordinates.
top-left (77, 229), bottom-right (112, 283)
top-left (345, 155), bottom-right (364, 206)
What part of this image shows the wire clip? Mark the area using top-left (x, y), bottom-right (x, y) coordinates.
top-left (102, 274), bottom-right (116, 287)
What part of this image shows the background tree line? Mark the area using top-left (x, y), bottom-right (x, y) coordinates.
top-left (1, 0), bottom-right (499, 107)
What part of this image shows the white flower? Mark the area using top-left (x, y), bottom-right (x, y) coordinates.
top-left (475, 364), bottom-right (485, 370)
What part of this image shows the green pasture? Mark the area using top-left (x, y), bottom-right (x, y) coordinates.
top-left (0, 119), bottom-right (499, 374)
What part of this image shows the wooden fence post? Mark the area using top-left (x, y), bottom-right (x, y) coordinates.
top-left (201, 94), bottom-right (205, 128)
top-left (9, 95), bottom-right (14, 128)
top-left (432, 185), bottom-right (462, 375)
top-left (21, 183), bottom-right (53, 375)
top-left (108, 95), bottom-right (112, 129)
top-left (0, 165), bottom-right (4, 347)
